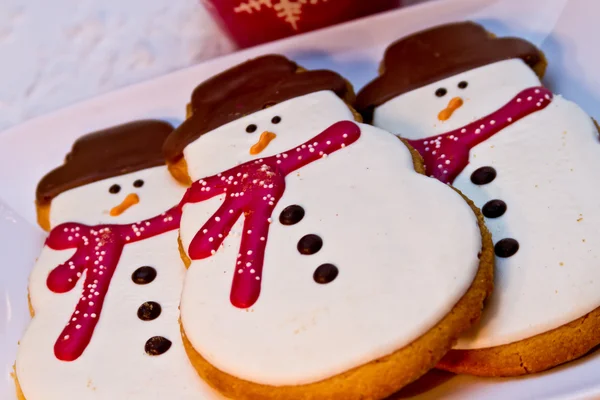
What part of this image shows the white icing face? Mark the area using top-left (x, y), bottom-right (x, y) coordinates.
top-left (49, 166), bottom-right (186, 227)
top-left (373, 59), bottom-right (541, 139)
top-left (183, 90), bottom-right (355, 180)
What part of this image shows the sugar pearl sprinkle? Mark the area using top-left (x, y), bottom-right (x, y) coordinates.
top-left (408, 87), bottom-right (553, 184)
top-left (184, 121), bottom-right (361, 309)
top-left (45, 202), bottom-right (183, 362)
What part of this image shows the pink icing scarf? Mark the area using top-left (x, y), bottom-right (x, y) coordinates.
top-left (45, 120), bottom-right (360, 361)
top-left (408, 87), bottom-right (553, 184)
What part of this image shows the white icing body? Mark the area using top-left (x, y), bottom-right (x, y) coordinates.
top-left (17, 167), bottom-right (223, 399)
top-left (372, 59), bottom-right (600, 349)
top-left (179, 91), bottom-right (482, 385)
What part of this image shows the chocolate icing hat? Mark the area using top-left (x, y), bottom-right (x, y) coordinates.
top-left (163, 54), bottom-right (353, 163)
top-left (356, 22), bottom-right (545, 122)
top-left (37, 120), bottom-right (174, 204)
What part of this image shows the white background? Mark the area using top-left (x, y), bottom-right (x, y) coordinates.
top-left (0, 0), bottom-right (235, 131)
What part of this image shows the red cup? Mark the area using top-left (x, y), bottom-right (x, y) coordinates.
top-left (201, 0), bottom-right (400, 48)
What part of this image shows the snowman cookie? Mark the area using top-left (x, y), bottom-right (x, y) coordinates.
top-left (16, 121), bottom-right (223, 399)
top-left (163, 55), bottom-right (494, 399)
top-left (357, 21), bottom-right (600, 376)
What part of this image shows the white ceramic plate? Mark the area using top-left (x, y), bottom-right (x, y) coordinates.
top-left (3, 0), bottom-right (600, 398)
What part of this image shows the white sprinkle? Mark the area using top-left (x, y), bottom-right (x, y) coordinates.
top-left (218, 234), bottom-right (223, 238)
top-left (94, 291), bottom-right (99, 296)
top-left (215, 217), bottom-right (221, 222)
top-left (246, 262), bottom-right (252, 267)
top-left (70, 265), bottom-right (75, 270)
top-left (99, 271), bottom-right (103, 275)
top-left (535, 89), bottom-right (540, 93)
top-left (527, 96), bottom-right (532, 101)
top-left (64, 335), bottom-right (70, 340)
top-left (75, 311), bottom-right (80, 314)
top-left (341, 144), bottom-right (346, 148)
top-left (68, 236), bottom-right (73, 241)
top-left (77, 272), bottom-right (82, 277)
top-left (89, 302), bottom-right (94, 306)
top-left (443, 170), bottom-right (448, 174)
top-left (536, 102), bottom-right (541, 107)
top-left (255, 276), bottom-right (260, 280)
top-left (126, 236), bottom-right (131, 241)
top-left (475, 129), bottom-right (481, 134)
top-left (238, 269), bottom-right (243, 274)
top-left (203, 229), bottom-right (208, 234)
top-left (326, 141), bottom-right (331, 145)
top-left (208, 237), bottom-right (214, 242)
top-left (267, 218), bottom-right (272, 223)
top-left (490, 120), bottom-right (496, 125)
top-left (424, 141), bottom-right (428, 145)
top-left (508, 117), bottom-right (513, 122)
top-left (72, 317), bottom-right (77, 322)
top-left (211, 250), bottom-right (216, 255)
top-left (445, 160), bottom-right (451, 165)
top-left (460, 129), bottom-right (466, 133)
top-left (260, 237), bottom-right (265, 241)
top-left (298, 156), bottom-right (302, 160)
top-left (517, 98), bottom-right (522, 102)
top-left (84, 313), bottom-right (88, 317)
top-left (64, 227), bottom-right (69, 232)
top-left (480, 124), bottom-right (485, 129)
top-left (343, 134), bottom-right (348, 138)
top-left (309, 148), bottom-right (315, 153)
top-left (91, 313), bottom-right (97, 318)
top-left (76, 325), bottom-right (81, 329)
top-left (454, 137), bottom-right (458, 141)
top-left (438, 164), bottom-right (443, 169)
top-left (247, 250), bottom-right (253, 255)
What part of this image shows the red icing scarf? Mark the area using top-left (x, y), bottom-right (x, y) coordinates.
top-left (45, 120), bottom-right (360, 361)
top-left (408, 87), bottom-right (553, 184)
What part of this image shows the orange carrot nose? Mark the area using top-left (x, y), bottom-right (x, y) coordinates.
top-left (249, 131), bottom-right (277, 155)
top-left (438, 97), bottom-right (464, 121)
top-left (110, 193), bottom-right (139, 217)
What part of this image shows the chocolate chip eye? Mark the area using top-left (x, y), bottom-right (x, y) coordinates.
top-left (271, 116), bottom-right (281, 124)
top-left (133, 179), bottom-right (144, 188)
top-left (435, 88), bottom-right (447, 97)
top-left (458, 81), bottom-right (468, 89)
top-left (109, 184), bottom-right (121, 194)
top-left (246, 124), bottom-right (257, 133)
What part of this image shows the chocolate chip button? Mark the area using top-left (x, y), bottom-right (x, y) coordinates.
top-left (313, 264), bottom-right (339, 284)
top-left (145, 336), bottom-right (172, 356)
top-left (297, 234), bottom-right (323, 255)
top-left (471, 166), bottom-right (497, 185)
top-left (131, 266), bottom-right (157, 284)
top-left (482, 200), bottom-right (507, 218)
top-left (495, 238), bottom-right (519, 258)
top-left (279, 205), bottom-right (305, 225)
top-left (137, 301), bottom-right (162, 321)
